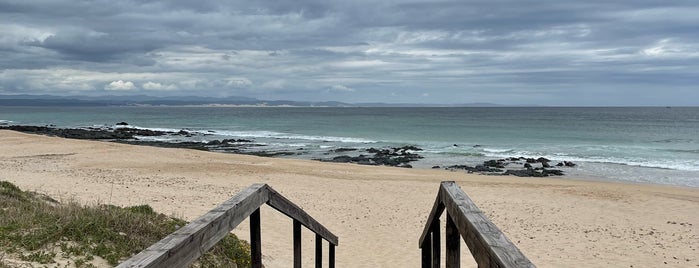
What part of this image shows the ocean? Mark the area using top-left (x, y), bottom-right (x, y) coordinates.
top-left (1, 106), bottom-right (698, 187)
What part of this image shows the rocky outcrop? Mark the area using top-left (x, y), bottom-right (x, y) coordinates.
top-left (1, 125), bottom-right (134, 139)
top-left (321, 145), bottom-right (423, 168)
top-left (504, 168), bottom-right (564, 177)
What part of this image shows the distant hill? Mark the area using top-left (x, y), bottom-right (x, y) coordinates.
top-left (0, 95), bottom-right (503, 107)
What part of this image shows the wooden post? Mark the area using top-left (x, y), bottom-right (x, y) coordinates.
top-left (446, 213), bottom-right (460, 268)
top-left (294, 220), bottom-right (302, 268)
top-left (251, 208), bottom-right (262, 268)
top-left (421, 233), bottom-right (432, 268)
top-left (315, 234), bottom-right (323, 268)
top-left (329, 242), bottom-right (336, 268)
top-left (431, 219), bottom-right (440, 268)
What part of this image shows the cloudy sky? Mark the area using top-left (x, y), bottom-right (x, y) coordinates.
top-left (1, 0), bottom-right (698, 105)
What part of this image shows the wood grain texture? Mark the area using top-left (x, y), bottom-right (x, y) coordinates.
top-left (251, 208), bottom-right (262, 268)
top-left (118, 183), bottom-right (340, 268)
top-left (431, 219), bottom-right (440, 268)
top-left (419, 190), bottom-right (445, 246)
top-left (294, 220), bottom-right (302, 268)
top-left (329, 243), bottom-right (336, 268)
top-left (315, 233), bottom-right (323, 268)
top-left (446, 213), bottom-right (460, 268)
top-left (440, 181), bottom-right (535, 268)
top-left (267, 187), bottom-right (339, 245)
top-left (421, 238), bottom-right (431, 268)
top-left (118, 183), bottom-right (269, 268)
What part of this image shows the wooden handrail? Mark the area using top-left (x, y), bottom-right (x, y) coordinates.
top-left (118, 184), bottom-right (338, 268)
top-left (419, 181), bottom-right (535, 268)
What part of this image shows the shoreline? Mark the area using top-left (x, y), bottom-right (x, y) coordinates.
top-left (0, 124), bottom-right (585, 177)
top-left (1, 130), bottom-right (698, 267)
top-left (2, 106), bottom-right (698, 189)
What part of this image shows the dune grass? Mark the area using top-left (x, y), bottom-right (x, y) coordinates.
top-left (0, 181), bottom-right (250, 267)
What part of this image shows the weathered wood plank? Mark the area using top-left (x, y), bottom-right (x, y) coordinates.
top-left (251, 208), bottom-right (262, 268)
top-left (294, 220), bottom-right (302, 268)
top-left (431, 218), bottom-right (440, 268)
top-left (421, 237), bottom-right (432, 268)
top-left (266, 187), bottom-right (338, 245)
top-left (446, 213), bottom-right (460, 268)
top-left (118, 184), bottom-right (269, 268)
top-left (329, 242), bottom-right (336, 268)
top-left (440, 181), bottom-right (535, 268)
top-left (315, 233), bottom-right (323, 268)
top-left (419, 192), bottom-right (445, 246)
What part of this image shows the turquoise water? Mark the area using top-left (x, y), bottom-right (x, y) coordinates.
top-left (2, 106), bottom-right (698, 187)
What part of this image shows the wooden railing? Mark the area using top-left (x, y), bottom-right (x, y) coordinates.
top-left (419, 181), bottom-right (535, 268)
top-left (118, 184), bottom-right (339, 268)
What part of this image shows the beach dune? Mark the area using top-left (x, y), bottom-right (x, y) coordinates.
top-left (1, 130), bottom-right (697, 267)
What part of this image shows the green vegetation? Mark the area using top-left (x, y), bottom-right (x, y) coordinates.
top-left (0, 181), bottom-right (250, 267)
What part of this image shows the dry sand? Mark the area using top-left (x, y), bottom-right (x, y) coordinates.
top-left (1, 130), bottom-right (697, 267)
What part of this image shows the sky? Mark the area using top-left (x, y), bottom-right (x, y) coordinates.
top-left (1, 0), bottom-right (698, 106)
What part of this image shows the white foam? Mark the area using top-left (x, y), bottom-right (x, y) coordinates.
top-left (210, 130), bottom-right (377, 143)
top-left (133, 136), bottom-right (180, 142)
top-left (480, 149), bottom-right (699, 172)
top-left (482, 148), bottom-right (514, 153)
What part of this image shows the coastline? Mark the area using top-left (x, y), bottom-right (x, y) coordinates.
top-left (1, 130), bottom-right (697, 267)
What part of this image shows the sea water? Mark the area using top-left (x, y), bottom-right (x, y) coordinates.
top-left (2, 106), bottom-right (698, 187)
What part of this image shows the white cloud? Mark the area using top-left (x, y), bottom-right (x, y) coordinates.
top-left (104, 80), bottom-right (137, 91)
top-left (143, 81), bottom-right (178, 90)
top-left (261, 80), bottom-right (286, 89)
top-left (328, 84), bottom-right (354, 92)
top-left (639, 39), bottom-right (699, 57)
top-left (224, 77), bottom-right (253, 88)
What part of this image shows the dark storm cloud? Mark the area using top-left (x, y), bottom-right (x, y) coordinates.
top-left (1, 0), bottom-right (698, 105)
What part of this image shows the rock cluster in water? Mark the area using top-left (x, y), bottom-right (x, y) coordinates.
top-left (1, 123), bottom-right (578, 177)
top-left (444, 157), bottom-right (573, 177)
top-left (320, 146), bottom-right (423, 168)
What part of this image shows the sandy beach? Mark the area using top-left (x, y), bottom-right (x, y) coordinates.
top-left (1, 130), bottom-right (697, 267)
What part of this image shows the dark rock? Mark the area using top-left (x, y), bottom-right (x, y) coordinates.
top-left (474, 165), bottom-right (503, 172)
top-left (333, 148), bottom-right (358, 153)
top-left (432, 166), bottom-right (441, 169)
top-left (247, 151), bottom-right (297, 157)
top-left (542, 162), bottom-right (551, 168)
top-left (564, 161), bottom-right (577, 167)
top-left (504, 168), bottom-right (564, 177)
top-left (473, 145), bottom-right (482, 148)
top-left (399, 145), bottom-right (422, 151)
top-left (446, 165), bottom-right (471, 170)
top-left (207, 140), bottom-right (222, 145)
top-left (330, 155), bottom-right (353, 163)
top-left (221, 138), bottom-right (253, 143)
top-left (484, 160), bottom-right (505, 168)
top-left (523, 163), bottom-right (532, 169)
top-left (526, 158), bottom-right (537, 163)
top-left (2, 125), bottom-right (134, 140)
top-left (116, 140), bottom-right (209, 151)
top-left (116, 122), bottom-right (129, 126)
top-left (536, 157), bottom-right (550, 163)
top-left (505, 169), bottom-right (545, 177)
top-left (114, 127), bottom-right (167, 136)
